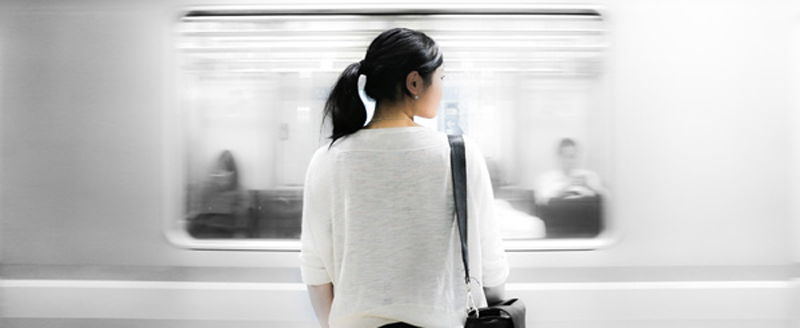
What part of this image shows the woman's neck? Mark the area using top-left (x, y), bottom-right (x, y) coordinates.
top-left (364, 101), bottom-right (421, 129)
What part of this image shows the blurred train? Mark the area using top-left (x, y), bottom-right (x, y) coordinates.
top-left (1, 0), bottom-right (800, 327)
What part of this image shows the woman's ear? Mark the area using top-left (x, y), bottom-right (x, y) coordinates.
top-left (405, 70), bottom-right (421, 98)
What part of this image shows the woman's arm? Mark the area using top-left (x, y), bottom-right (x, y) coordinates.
top-left (483, 284), bottom-right (506, 306)
top-left (464, 136), bottom-right (510, 306)
top-left (307, 283), bottom-right (334, 328)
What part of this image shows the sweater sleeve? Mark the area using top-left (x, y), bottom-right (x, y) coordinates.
top-left (300, 147), bottom-right (332, 286)
top-left (464, 136), bottom-right (510, 288)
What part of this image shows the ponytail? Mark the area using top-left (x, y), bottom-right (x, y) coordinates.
top-left (322, 28), bottom-right (442, 147)
top-left (323, 61), bottom-right (366, 147)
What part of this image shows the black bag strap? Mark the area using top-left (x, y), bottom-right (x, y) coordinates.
top-left (448, 134), bottom-right (470, 285)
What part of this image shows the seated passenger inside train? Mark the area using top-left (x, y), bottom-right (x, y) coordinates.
top-left (535, 138), bottom-right (605, 237)
top-left (187, 150), bottom-right (252, 239)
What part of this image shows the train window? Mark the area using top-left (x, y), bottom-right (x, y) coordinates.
top-left (170, 6), bottom-right (611, 250)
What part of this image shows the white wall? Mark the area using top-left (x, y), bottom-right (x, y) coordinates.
top-left (0, 0), bottom-right (797, 273)
top-left (792, 5), bottom-right (800, 266)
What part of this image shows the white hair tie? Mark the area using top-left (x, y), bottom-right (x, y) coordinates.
top-left (357, 74), bottom-right (376, 125)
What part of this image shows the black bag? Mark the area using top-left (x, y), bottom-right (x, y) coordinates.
top-left (448, 135), bottom-right (526, 328)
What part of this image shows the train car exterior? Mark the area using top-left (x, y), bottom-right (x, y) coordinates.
top-left (1, 0), bottom-right (799, 327)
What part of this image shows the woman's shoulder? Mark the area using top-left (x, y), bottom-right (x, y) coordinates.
top-left (459, 134), bottom-right (487, 162)
top-left (459, 133), bottom-right (478, 148)
top-left (306, 144), bottom-right (335, 174)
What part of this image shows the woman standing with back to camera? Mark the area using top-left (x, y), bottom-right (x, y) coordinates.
top-left (300, 28), bottom-right (509, 328)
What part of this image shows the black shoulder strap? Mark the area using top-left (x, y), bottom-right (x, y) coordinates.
top-left (448, 134), bottom-right (470, 284)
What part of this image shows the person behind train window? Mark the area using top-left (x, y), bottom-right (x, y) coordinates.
top-left (535, 138), bottom-right (604, 205)
top-left (188, 150), bottom-right (250, 238)
top-left (300, 27), bottom-right (509, 328)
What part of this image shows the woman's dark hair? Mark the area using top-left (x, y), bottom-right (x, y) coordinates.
top-left (323, 27), bottom-right (443, 146)
top-left (557, 138), bottom-right (577, 155)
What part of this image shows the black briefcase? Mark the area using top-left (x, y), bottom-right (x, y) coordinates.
top-left (466, 298), bottom-right (526, 328)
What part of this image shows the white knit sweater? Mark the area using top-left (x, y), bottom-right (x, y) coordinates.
top-left (300, 126), bottom-right (509, 328)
